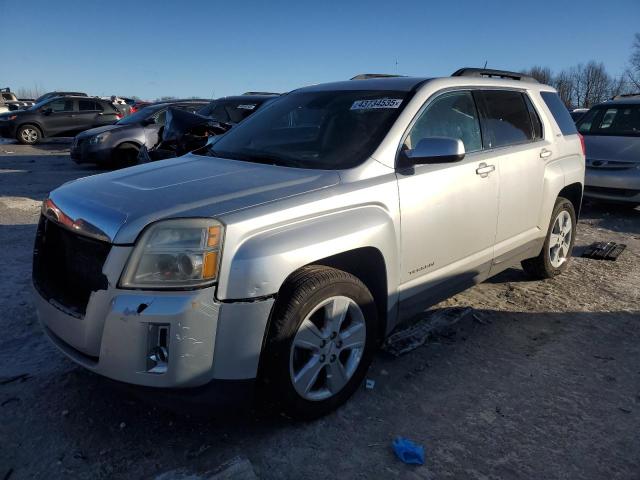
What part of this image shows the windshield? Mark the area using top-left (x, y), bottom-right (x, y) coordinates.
top-left (198, 99), bottom-right (268, 123)
top-left (116, 105), bottom-right (161, 125)
top-left (578, 105), bottom-right (640, 136)
top-left (205, 90), bottom-right (411, 169)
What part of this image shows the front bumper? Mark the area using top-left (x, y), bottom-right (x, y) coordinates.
top-left (35, 245), bottom-right (275, 389)
top-left (70, 137), bottom-right (113, 164)
top-left (585, 166), bottom-right (640, 203)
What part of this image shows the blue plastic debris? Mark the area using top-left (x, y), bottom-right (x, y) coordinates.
top-left (392, 437), bottom-right (425, 465)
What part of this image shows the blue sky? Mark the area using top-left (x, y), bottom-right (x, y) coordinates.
top-left (1, 0), bottom-right (638, 99)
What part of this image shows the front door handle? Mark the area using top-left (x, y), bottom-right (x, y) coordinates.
top-left (476, 162), bottom-right (495, 177)
top-left (540, 148), bottom-right (552, 158)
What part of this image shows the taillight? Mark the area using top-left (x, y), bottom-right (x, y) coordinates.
top-left (578, 133), bottom-right (586, 156)
top-left (116, 113), bottom-right (123, 120)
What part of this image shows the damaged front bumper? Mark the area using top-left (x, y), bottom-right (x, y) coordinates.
top-left (34, 244), bottom-right (275, 392)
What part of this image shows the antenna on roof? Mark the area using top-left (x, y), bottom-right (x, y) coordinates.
top-left (483, 60), bottom-right (488, 68)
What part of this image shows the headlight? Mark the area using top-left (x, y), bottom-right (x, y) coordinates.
top-left (120, 218), bottom-right (224, 289)
top-left (89, 133), bottom-right (108, 145)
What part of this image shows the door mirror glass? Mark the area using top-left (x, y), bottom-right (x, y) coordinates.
top-left (405, 137), bottom-right (465, 164)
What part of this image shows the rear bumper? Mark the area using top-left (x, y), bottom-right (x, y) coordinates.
top-left (584, 167), bottom-right (640, 203)
top-left (0, 123), bottom-right (16, 138)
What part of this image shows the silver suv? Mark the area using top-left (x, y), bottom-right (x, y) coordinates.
top-left (33, 68), bottom-right (585, 418)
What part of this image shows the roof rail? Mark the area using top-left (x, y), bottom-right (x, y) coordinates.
top-left (610, 92), bottom-right (640, 100)
top-left (451, 68), bottom-right (539, 83)
top-left (350, 73), bottom-right (405, 80)
top-left (0, 87), bottom-right (10, 93)
top-left (241, 91), bottom-right (280, 96)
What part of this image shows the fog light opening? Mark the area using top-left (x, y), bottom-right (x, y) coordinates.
top-left (147, 324), bottom-right (170, 374)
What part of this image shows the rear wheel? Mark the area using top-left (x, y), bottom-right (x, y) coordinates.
top-left (522, 197), bottom-right (576, 279)
top-left (260, 266), bottom-right (378, 419)
top-left (17, 125), bottom-right (41, 145)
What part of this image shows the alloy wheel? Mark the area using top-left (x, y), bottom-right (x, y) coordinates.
top-left (549, 210), bottom-right (572, 268)
top-left (289, 296), bottom-right (367, 401)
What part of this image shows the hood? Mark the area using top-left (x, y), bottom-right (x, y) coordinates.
top-left (48, 153), bottom-right (340, 244)
top-left (76, 124), bottom-right (128, 139)
top-left (584, 135), bottom-right (640, 164)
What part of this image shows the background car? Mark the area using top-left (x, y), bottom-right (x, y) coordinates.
top-left (70, 100), bottom-right (209, 166)
top-left (0, 87), bottom-right (35, 113)
top-left (570, 108), bottom-right (589, 123)
top-left (140, 94), bottom-right (279, 162)
top-left (577, 98), bottom-right (640, 207)
top-left (0, 96), bottom-right (124, 144)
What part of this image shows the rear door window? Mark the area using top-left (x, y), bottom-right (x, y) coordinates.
top-left (477, 90), bottom-right (534, 148)
top-left (540, 91), bottom-right (577, 135)
top-left (79, 100), bottom-right (99, 111)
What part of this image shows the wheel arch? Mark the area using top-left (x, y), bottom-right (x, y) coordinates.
top-left (558, 182), bottom-right (583, 217)
top-left (303, 247), bottom-right (388, 341)
top-left (17, 122), bottom-right (44, 137)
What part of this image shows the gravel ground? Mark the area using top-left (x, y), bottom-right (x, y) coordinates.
top-left (1, 140), bottom-right (639, 480)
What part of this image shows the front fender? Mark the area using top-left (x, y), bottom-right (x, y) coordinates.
top-left (217, 205), bottom-right (398, 301)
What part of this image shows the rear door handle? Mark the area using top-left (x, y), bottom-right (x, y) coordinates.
top-left (540, 148), bottom-right (552, 158)
top-left (476, 162), bottom-right (495, 177)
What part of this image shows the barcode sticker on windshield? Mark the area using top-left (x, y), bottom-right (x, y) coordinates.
top-left (351, 98), bottom-right (403, 110)
top-left (237, 104), bottom-right (257, 110)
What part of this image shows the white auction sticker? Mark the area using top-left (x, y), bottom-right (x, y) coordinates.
top-left (350, 98), bottom-right (403, 110)
top-left (237, 104), bottom-right (257, 110)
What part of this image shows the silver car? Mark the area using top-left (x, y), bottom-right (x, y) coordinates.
top-left (578, 98), bottom-right (640, 207)
top-left (33, 69), bottom-right (584, 418)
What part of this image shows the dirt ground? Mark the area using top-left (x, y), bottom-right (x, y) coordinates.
top-left (1, 139), bottom-right (639, 480)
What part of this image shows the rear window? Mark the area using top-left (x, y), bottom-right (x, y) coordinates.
top-left (577, 105), bottom-right (640, 137)
top-left (478, 90), bottom-right (535, 148)
top-left (540, 91), bottom-right (577, 135)
top-left (79, 100), bottom-right (102, 111)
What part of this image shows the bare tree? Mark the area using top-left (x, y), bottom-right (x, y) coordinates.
top-left (523, 66), bottom-right (553, 85)
top-left (553, 69), bottom-right (575, 108)
top-left (627, 32), bottom-right (640, 90)
top-left (570, 62), bottom-right (612, 108)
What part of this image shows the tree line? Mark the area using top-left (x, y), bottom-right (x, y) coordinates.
top-left (523, 33), bottom-right (640, 109)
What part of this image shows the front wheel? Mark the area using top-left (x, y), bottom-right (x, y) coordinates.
top-left (521, 196), bottom-right (576, 279)
top-left (260, 266), bottom-right (378, 419)
top-left (17, 125), bottom-right (41, 145)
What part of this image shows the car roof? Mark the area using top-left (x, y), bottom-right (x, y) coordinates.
top-left (295, 74), bottom-right (549, 94)
top-left (213, 95), bottom-right (278, 102)
top-left (597, 98), bottom-right (640, 106)
top-left (300, 77), bottom-right (432, 92)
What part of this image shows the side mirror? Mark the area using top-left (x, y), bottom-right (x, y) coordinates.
top-left (41, 107), bottom-right (52, 115)
top-left (405, 137), bottom-right (465, 165)
top-left (142, 118), bottom-right (156, 126)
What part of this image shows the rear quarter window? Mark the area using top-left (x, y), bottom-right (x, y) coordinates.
top-left (540, 91), bottom-right (577, 136)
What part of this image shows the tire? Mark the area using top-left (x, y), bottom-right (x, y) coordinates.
top-left (260, 266), bottom-right (378, 419)
top-left (16, 125), bottom-right (41, 145)
top-left (111, 143), bottom-right (139, 168)
top-left (521, 196), bottom-right (576, 279)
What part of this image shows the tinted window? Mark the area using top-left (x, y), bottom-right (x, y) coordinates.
top-left (48, 99), bottom-right (74, 112)
top-left (478, 90), bottom-right (534, 148)
top-left (79, 100), bottom-right (98, 111)
top-left (207, 90), bottom-right (411, 169)
top-left (540, 91), bottom-right (577, 135)
top-left (578, 105), bottom-right (640, 137)
top-left (404, 91), bottom-right (482, 153)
